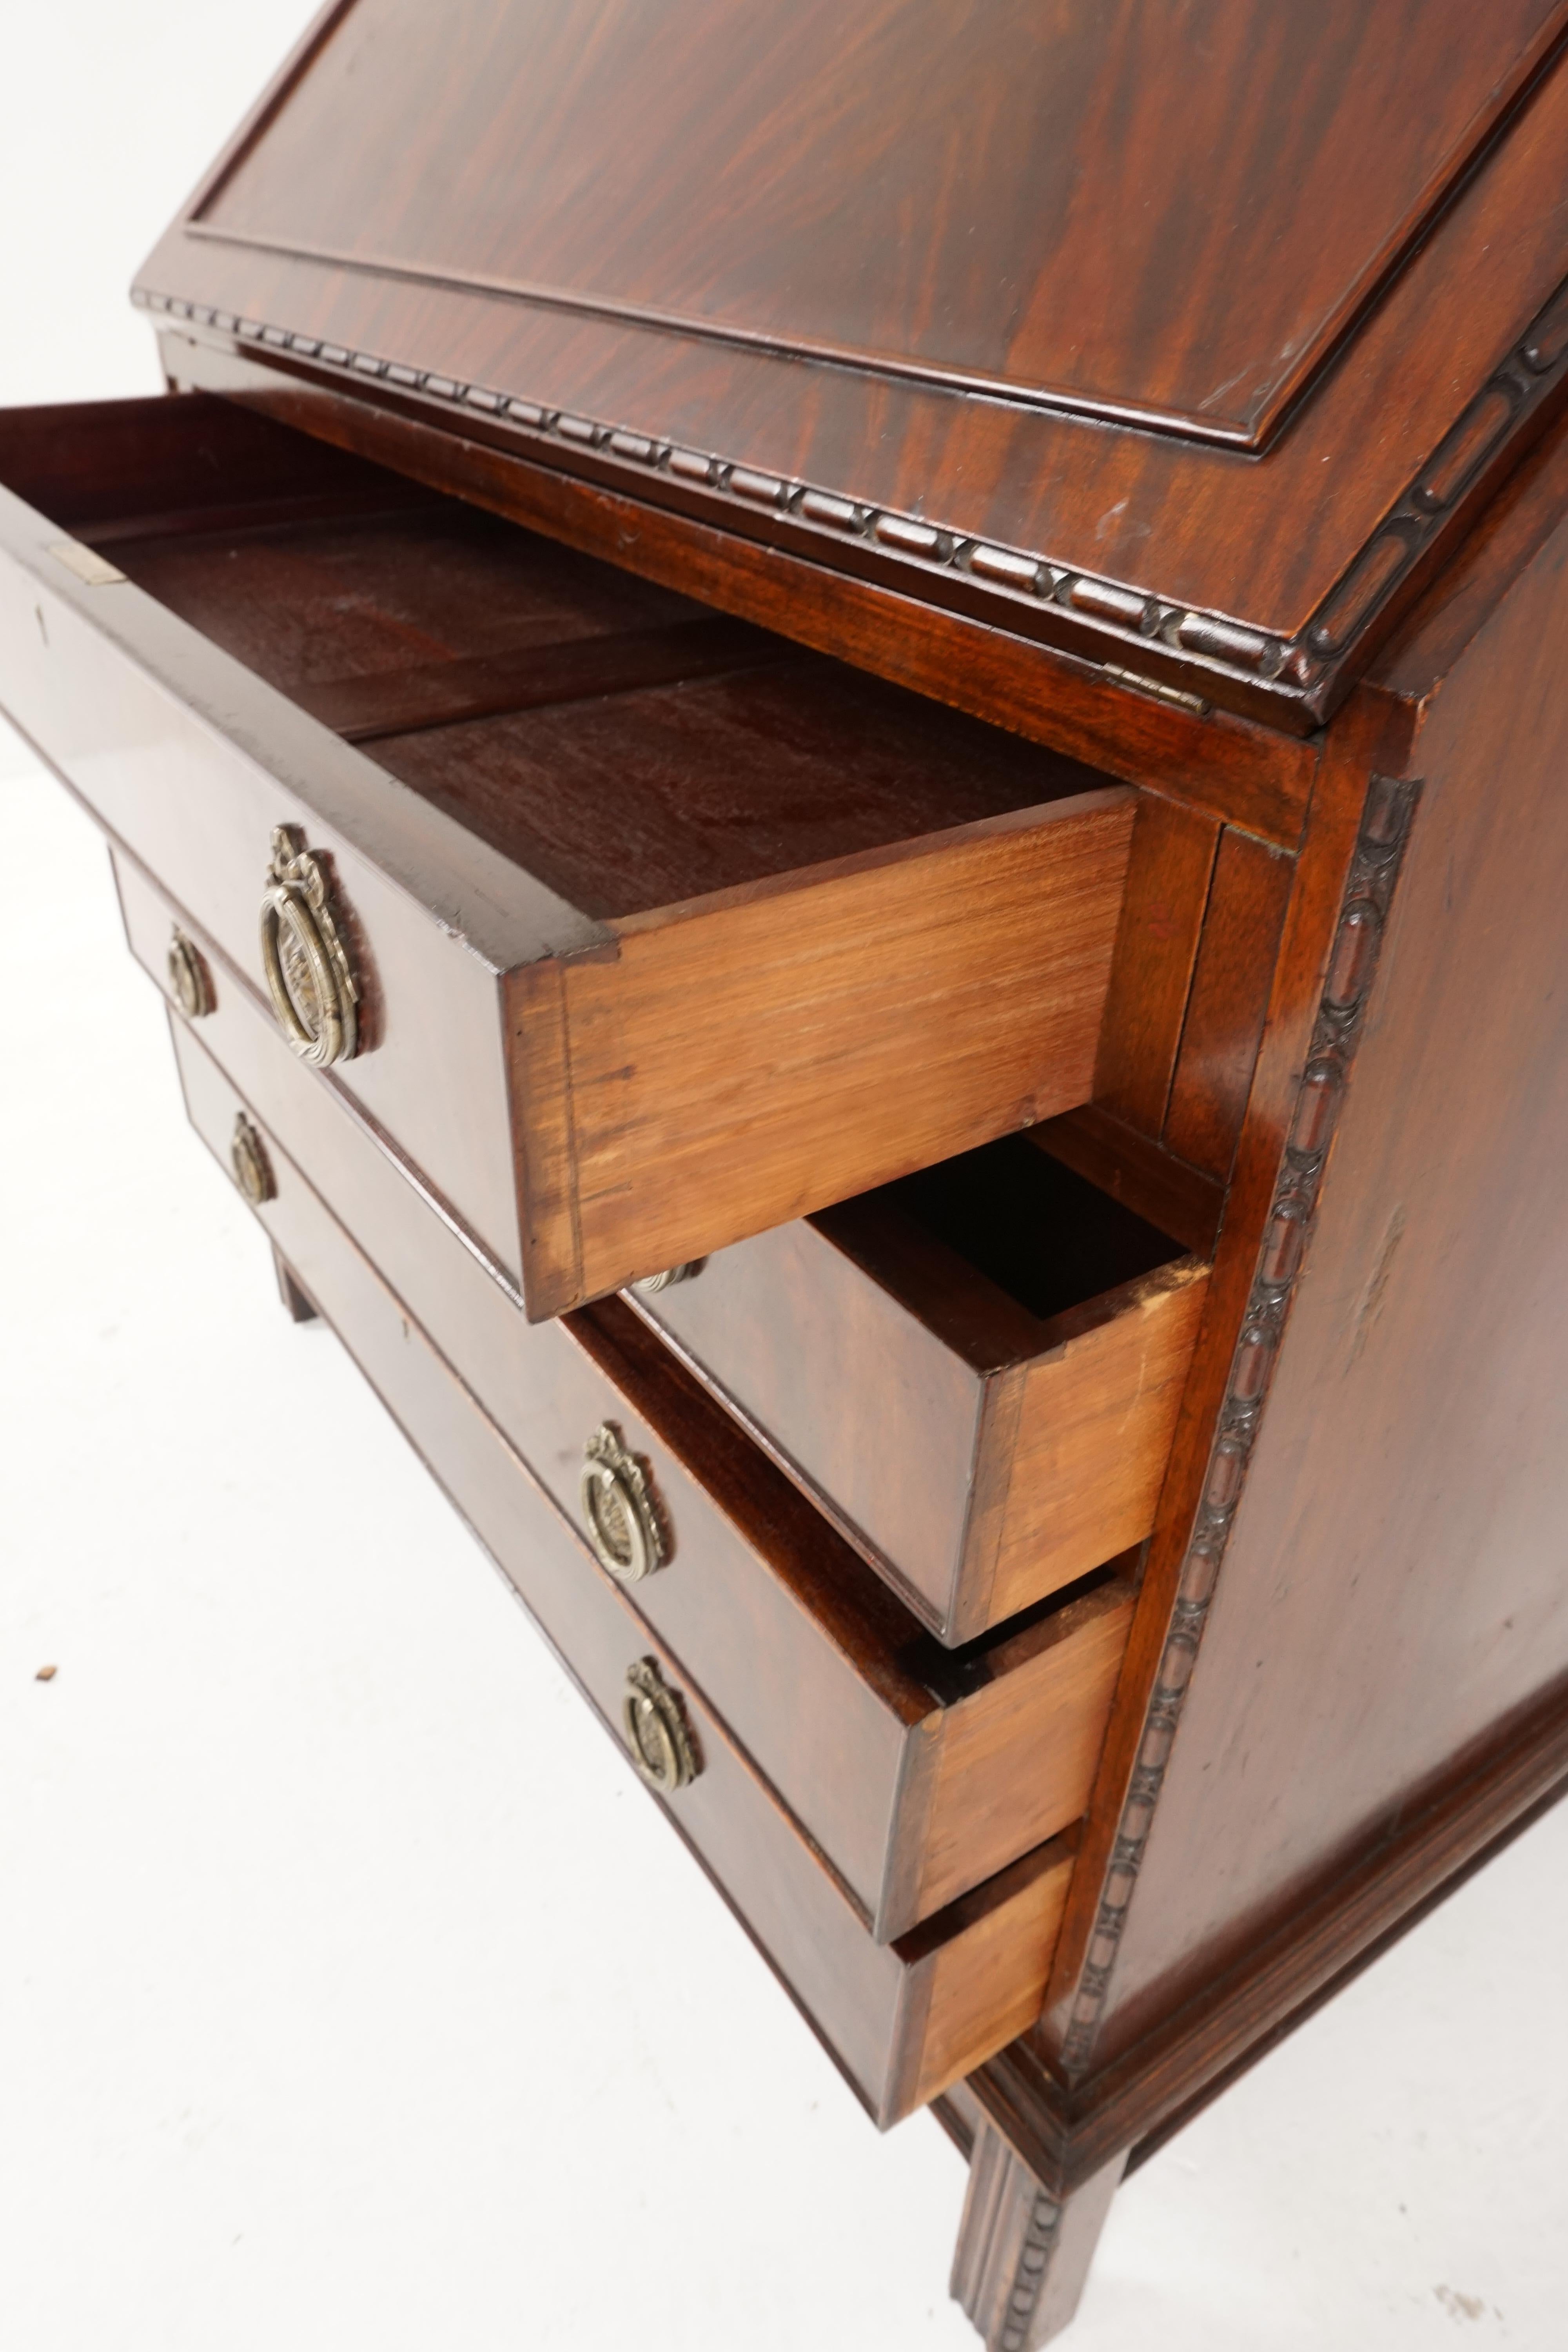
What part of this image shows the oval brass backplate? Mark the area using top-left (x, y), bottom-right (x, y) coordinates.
top-left (581, 1423), bottom-right (667, 1582)
top-left (230, 1112), bottom-right (276, 1206)
top-left (166, 926), bottom-right (214, 1020)
top-left (259, 823), bottom-right (360, 1067)
top-left (622, 1659), bottom-right (701, 1793)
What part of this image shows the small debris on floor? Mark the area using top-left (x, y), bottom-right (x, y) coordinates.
top-left (34, 1664), bottom-right (57, 1682)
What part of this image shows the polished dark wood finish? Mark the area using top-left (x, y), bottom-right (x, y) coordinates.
top-left (0, 396), bottom-right (1134, 1318)
top-left (171, 1014), bottom-right (1078, 2125)
top-left (120, 843), bottom-right (1133, 1939)
top-left (1093, 795), bottom-right (1220, 1139)
top-left (631, 1139), bottom-right (1208, 1645)
top-left (935, 397), bottom-right (1568, 2342)
top-left (1161, 827), bottom-right (1295, 1181)
top-left (20, 24), bottom-right (1568, 2331)
top-left (136, 2), bottom-right (1568, 724)
top-left (294, 614), bottom-right (780, 741)
top-left (1087, 456), bottom-right (1568, 2065)
top-left (953, 2124), bottom-right (1125, 2352)
top-left (158, 335), bottom-right (1322, 845)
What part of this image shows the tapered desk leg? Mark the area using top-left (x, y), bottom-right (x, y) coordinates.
top-left (951, 2120), bottom-right (1125, 2349)
top-left (272, 1245), bottom-right (318, 1324)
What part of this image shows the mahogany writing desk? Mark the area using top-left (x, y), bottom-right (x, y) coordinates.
top-left (6, 4), bottom-right (1568, 2338)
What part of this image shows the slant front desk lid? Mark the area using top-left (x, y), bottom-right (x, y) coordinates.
top-left (138, 0), bottom-right (1568, 728)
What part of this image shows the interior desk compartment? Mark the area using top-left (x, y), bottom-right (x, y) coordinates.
top-left (0, 393), bottom-right (1134, 1318)
top-left (169, 1016), bottom-right (1079, 2126)
top-left (631, 1140), bottom-right (1210, 1645)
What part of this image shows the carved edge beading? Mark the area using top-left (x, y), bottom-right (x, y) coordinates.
top-left (136, 272), bottom-right (1568, 707)
top-left (955, 2126), bottom-right (1069, 2352)
top-left (993, 2183), bottom-right (1065, 2352)
top-left (1055, 769), bottom-right (1422, 2080)
top-left (1304, 276), bottom-right (1568, 666)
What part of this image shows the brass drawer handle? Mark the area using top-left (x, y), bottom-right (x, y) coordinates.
top-left (230, 1112), bottom-right (276, 1205)
top-left (167, 926), bottom-right (214, 1019)
top-left (632, 1261), bottom-right (703, 1296)
top-left (623, 1659), bottom-right (700, 1792)
top-left (260, 825), bottom-right (360, 1067)
top-left (581, 1423), bottom-right (667, 1582)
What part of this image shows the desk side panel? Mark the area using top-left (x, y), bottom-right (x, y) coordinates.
top-left (1097, 505), bottom-right (1568, 2056)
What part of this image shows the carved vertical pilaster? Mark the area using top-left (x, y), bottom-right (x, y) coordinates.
top-left (952, 2120), bottom-right (1125, 2350)
top-left (1057, 769), bottom-right (1422, 2078)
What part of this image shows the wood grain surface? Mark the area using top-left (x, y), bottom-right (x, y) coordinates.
top-left (122, 848), bottom-right (1131, 1938)
top-left (1092, 487), bottom-right (1568, 2059)
top-left (528, 788), bottom-right (1134, 1312)
top-left (1163, 827), bottom-right (1296, 1180)
top-left (0, 395), bottom-right (1136, 1318)
top-left (633, 1140), bottom-right (1207, 1645)
top-left (137, 8), bottom-right (1568, 714)
top-left (167, 1009), bottom-right (1078, 2125)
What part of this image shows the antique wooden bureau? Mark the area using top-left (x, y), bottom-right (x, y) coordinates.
top-left (9, 2), bottom-right (1568, 2337)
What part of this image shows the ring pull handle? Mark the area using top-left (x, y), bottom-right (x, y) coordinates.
top-left (622, 1659), bottom-right (701, 1792)
top-left (581, 1423), bottom-right (668, 1583)
top-left (631, 1261), bottom-right (704, 1296)
top-left (260, 824), bottom-right (360, 1067)
top-left (230, 1112), bottom-right (276, 1205)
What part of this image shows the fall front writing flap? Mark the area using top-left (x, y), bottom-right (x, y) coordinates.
top-left (137, 0), bottom-right (1568, 720)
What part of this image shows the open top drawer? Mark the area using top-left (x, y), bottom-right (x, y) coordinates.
top-left (632, 1136), bottom-right (1211, 1644)
top-left (0, 395), bottom-right (1133, 1317)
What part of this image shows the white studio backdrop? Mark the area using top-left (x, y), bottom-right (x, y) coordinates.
top-left (2, 9), bottom-right (1565, 2348)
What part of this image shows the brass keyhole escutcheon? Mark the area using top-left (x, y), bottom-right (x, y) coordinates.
top-left (230, 1112), bottom-right (276, 1206)
top-left (259, 824), bottom-right (360, 1067)
top-left (167, 926), bottom-right (214, 1019)
top-left (581, 1423), bottom-right (667, 1582)
top-left (622, 1659), bottom-right (700, 1793)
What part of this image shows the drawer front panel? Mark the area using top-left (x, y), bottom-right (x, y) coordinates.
top-left (169, 1020), bottom-right (1075, 2126)
top-left (0, 521), bottom-right (526, 1274)
top-left (122, 850), bottom-right (1129, 1938)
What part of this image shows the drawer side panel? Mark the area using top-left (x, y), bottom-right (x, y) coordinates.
top-left (551, 789), bottom-right (1136, 1309)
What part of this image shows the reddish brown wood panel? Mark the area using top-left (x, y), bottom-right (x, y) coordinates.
top-left (1029, 1107), bottom-right (1225, 1262)
top-left (170, 1007), bottom-right (1078, 2123)
top-left (158, 338), bottom-right (1320, 832)
top-left (1094, 793), bottom-right (1220, 1136)
top-left (1094, 503), bottom-right (1568, 2060)
top-left (528, 791), bottom-right (1135, 1312)
top-left (192, 0), bottom-right (1560, 445)
top-left (1163, 829), bottom-right (1295, 1180)
top-left (138, 18), bottom-right (1568, 715)
top-left (1035, 691), bottom-right (1402, 2071)
top-left (117, 843), bottom-right (1130, 1937)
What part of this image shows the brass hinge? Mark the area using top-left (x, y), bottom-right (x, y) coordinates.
top-left (1102, 662), bottom-right (1210, 718)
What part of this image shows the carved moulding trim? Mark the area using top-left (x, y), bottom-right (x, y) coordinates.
top-left (137, 269), bottom-right (1568, 716)
top-left (1055, 766), bottom-right (1422, 2081)
top-left (1305, 274), bottom-right (1568, 665)
top-left (952, 2123), bottom-right (1073, 2352)
top-left (132, 284), bottom-right (1287, 699)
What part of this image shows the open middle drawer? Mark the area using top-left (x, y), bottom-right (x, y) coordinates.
top-left (121, 846), bottom-right (1133, 1944)
top-left (0, 394), bottom-right (1133, 1318)
top-left (630, 1140), bottom-right (1210, 1644)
